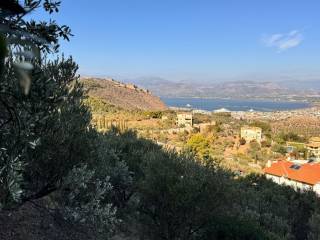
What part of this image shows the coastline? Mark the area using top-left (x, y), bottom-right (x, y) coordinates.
top-left (168, 105), bottom-right (320, 122)
top-left (162, 97), bottom-right (313, 113)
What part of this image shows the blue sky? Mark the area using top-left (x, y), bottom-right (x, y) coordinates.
top-left (31, 0), bottom-right (320, 82)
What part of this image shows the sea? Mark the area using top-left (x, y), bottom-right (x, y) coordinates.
top-left (161, 98), bottom-right (311, 112)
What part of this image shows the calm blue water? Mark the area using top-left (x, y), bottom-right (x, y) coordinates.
top-left (162, 98), bottom-right (311, 112)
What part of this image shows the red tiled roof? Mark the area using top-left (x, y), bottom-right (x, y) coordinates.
top-left (263, 161), bottom-right (320, 185)
top-left (307, 142), bottom-right (320, 148)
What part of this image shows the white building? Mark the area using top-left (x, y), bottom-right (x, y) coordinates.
top-left (307, 137), bottom-right (320, 161)
top-left (264, 160), bottom-right (320, 195)
top-left (240, 126), bottom-right (262, 143)
top-left (176, 112), bottom-right (193, 127)
top-left (213, 108), bottom-right (231, 113)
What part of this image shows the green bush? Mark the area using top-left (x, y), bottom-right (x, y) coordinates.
top-left (271, 143), bottom-right (287, 155)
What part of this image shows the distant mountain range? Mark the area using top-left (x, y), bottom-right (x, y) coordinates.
top-left (123, 77), bottom-right (320, 100)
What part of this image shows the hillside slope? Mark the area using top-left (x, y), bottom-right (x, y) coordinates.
top-left (0, 200), bottom-right (95, 240)
top-left (81, 77), bottom-right (167, 110)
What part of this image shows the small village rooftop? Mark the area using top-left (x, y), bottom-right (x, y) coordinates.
top-left (264, 160), bottom-right (320, 186)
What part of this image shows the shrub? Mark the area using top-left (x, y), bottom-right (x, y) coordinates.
top-left (239, 138), bottom-right (246, 145)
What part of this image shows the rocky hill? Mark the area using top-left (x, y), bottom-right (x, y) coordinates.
top-left (81, 77), bottom-right (167, 110)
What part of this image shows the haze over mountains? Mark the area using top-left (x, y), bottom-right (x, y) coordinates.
top-left (123, 77), bottom-right (320, 100)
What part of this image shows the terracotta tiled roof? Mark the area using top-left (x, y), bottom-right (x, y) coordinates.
top-left (310, 137), bottom-right (320, 142)
top-left (264, 161), bottom-right (320, 185)
top-left (307, 142), bottom-right (320, 148)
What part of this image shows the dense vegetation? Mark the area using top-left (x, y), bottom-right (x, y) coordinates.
top-left (0, 1), bottom-right (320, 240)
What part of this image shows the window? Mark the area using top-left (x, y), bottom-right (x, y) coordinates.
top-left (290, 164), bottom-right (301, 170)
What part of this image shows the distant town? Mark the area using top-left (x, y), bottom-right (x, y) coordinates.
top-left (87, 80), bottom-right (320, 196)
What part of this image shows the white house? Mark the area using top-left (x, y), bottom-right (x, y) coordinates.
top-left (264, 160), bottom-right (320, 195)
top-left (240, 126), bottom-right (262, 143)
top-left (307, 137), bottom-right (320, 161)
top-left (176, 112), bottom-right (193, 127)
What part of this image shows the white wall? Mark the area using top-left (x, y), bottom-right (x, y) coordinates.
top-left (313, 183), bottom-right (320, 195)
top-left (266, 174), bottom-right (313, 192)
